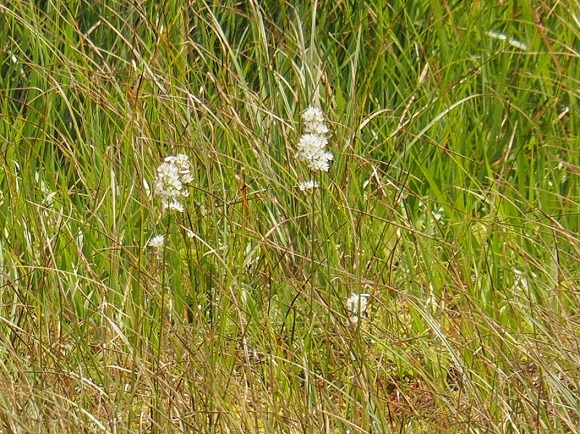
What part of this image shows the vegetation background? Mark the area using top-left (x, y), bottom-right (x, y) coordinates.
top-left (0, 0), bottom-right (578, 432)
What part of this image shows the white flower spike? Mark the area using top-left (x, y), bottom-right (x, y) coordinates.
top-left (295, 105), bottom-right (332, 173)
top-left (153, 153), bottom-right (193, 212)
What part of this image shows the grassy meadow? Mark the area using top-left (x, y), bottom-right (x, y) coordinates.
top-left (0, 0), bottom-right (579, 432)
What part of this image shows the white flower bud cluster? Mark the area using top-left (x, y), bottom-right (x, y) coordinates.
top-left (296, 105), bottom-right (333, 172)
top-left (153, 154), bottom-right (193, 213)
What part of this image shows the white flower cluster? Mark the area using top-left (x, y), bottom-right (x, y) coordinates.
top-left (298, 180), bottom-right (319, 191)
top-left (346, 293), bottom-right (370, 324)
top-left (147, 234), bottom-right (165, 248)
top-left (301, 106), bottom-right (329, 135)
top-left (296, 105), bottom-right (333, 172)
top-left (153, 154), bottom-right (193, 212)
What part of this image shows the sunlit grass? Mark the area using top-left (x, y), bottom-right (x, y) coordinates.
top-left (0, 0), bottom-right (578, 432)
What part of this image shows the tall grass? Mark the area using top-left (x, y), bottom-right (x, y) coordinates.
top-left (0, 0), bottom-right (578, 432)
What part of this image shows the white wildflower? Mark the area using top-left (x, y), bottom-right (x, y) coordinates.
top-left (298, 180), bottom-right (319, 191)
top-left (310, 151), bottom-right (334, 172)
top-left (163, 200), bottom-right (184, 213)
top-left (165, 154), bottom-right (194, 184)
top-left (296, 133), bottom-right (333, 172)
top-left (295, 105), bottom-right (332, 172)
top-left (154, 162), bottom-right (182, 198)
top-left (153, 154), bottom-right (193, 212)
top-left (148, 235), bottom-right (165, 248)
top-left (346, 293), bottom-right (370, 324)
top-left (302, 105), bottom-right (329, 135)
